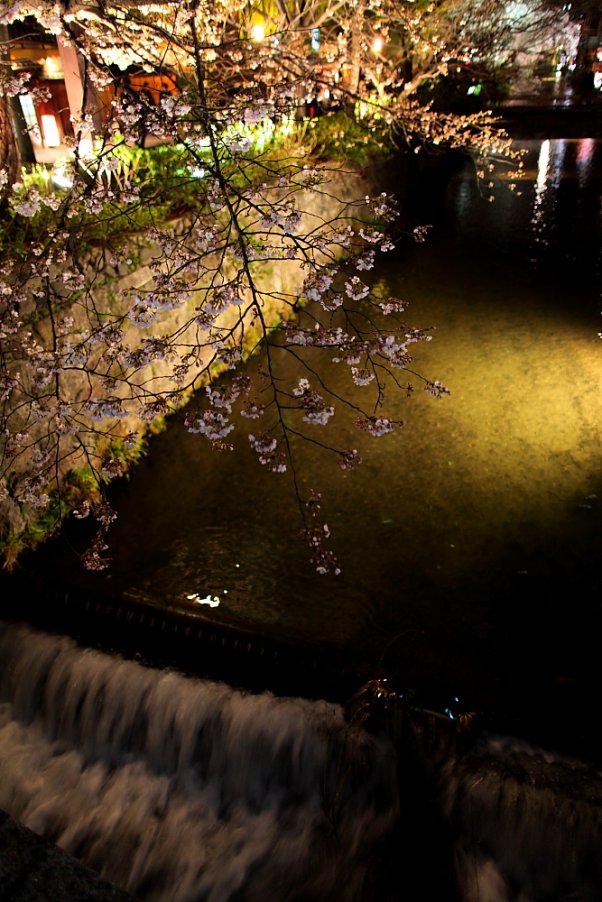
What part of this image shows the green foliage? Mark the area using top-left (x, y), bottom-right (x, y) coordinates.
top-left (0, 165), bottom-right (61, 256)
top-left (0, 434), bottom-right (152, 568)
top-left (307, 112), bottom-right (392, 167)
top-left (0, 467), bottom-right (98, 567)
top-left (0, 123), bottom-right (317, 258)
top-left (94, 141), bottom-right (211, 213)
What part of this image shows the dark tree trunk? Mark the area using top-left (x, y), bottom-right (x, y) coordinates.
top-left (1, 24), bottom-right (24, 204)
top-left (0, 92), bottom-right (21, 203)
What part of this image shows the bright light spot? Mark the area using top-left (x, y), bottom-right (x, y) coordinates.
top-left (372, 36), bottom-right (384, 54)
top-left (42, 55), bottom-right (63, 79)
top-left (530, 139), bottom-right (551, 237)
top-left (190, 166), bottom-right (205, 178)
top-left (51, 174), bottom-right (73, 190)
top-left (41, 115), bottom-right (60, 148)
top-left (78, 136), bottom-right (94, 160)
top-left (251, 24), bottom-right (265, 42)
top-left (536, 139), bottom-right (550, 194)
top-left (18, 94), bottom-right (39, 137)
top-left (186, 593), bottom-right (220, 608)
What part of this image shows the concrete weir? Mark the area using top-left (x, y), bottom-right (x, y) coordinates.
top-left (0, 613), bottom-right (601, 902)
top-left (2, 567), bottom-right (601, 764)
top-left (0, 581), bottom-right (371, 899)
top-left (1, 569), bottom-right (363, 706)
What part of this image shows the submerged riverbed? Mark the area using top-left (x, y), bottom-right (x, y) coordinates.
top-left (17, 136), bottom-right (602, 753)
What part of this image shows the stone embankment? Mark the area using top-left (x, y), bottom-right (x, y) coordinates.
top-left (0, 809), bottom-right (132, 901)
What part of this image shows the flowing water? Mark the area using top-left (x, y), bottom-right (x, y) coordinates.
top-left (442, 733), bottom-right (602, 901)
top-left (0, 621), bottom-right (398, 901)
top-left (1, 619), bottom-right (601, 901)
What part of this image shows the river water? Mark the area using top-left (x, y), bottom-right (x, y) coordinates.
top-left (29, 136), bottom-right (601, 737)
top-left (2, 134), bottom-right (601, 900)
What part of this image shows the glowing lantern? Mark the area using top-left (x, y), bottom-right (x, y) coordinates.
top-left (42, 55), bottom-right (63, 79)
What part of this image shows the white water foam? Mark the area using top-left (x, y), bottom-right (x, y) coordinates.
top-left (0, 621), bottom-right (398, 901)
top-left (3, 619), bottom-right (601, 901)
top-left (441, 735), bottom-right (602, 901)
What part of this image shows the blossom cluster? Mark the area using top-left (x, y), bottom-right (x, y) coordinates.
top-left (292, 378), bottom-right (335, 426)
top-left (248, 434), bottom-right (287, 473)
top-left (0, 0), bottom-right (508, 575)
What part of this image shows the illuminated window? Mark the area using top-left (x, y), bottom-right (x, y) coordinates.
top-left (19, 94), bottom-right (39, 133)
top-left (41, 114), bottom-right (61, 147)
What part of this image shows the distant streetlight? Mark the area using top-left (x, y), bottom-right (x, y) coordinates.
top-left (372, 35), bottom-right (384, 54)
top-left (251, 23), bottom-right (265, 42)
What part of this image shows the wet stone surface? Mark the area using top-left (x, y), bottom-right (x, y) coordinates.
top-left (0, 810), bottom-right (132, 901)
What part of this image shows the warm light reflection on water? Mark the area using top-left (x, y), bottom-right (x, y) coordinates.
top-left (536, 138), bottom-right (551, 194)
top-left (531, 139), bottom-right (567, 250)
top-left (577, 137), bottom-right (595, 175)
top-left (531, 137), bottom-right (550, 236)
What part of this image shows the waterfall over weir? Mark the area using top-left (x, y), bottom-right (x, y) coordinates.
top-left (0, 621), bottom-right (398, 901)
top-left (1, 620), bottom-right (602, 902)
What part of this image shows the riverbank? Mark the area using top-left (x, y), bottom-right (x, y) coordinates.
top-left (0, 809), bottom-right (132, 901)
top-left (494, 76), bottom-right (602, 136)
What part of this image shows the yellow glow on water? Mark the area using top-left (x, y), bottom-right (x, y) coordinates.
top-left (376, 281), bottom-right (602, 576)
